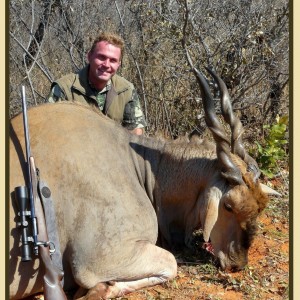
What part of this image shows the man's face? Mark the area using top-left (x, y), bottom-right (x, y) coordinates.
top-left (87, 41), bottom-right (121, 87)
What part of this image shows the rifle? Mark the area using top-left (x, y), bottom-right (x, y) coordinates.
top-left (15, 86), bottom-right (67, 300)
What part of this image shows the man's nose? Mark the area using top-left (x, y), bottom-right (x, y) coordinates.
top-left (102, 58), bottom-right (110, 66)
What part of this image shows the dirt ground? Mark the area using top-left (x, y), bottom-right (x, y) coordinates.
top-left (28, 175), bottom-right (290, 300)
top-left (123, 205), bottom-right (289, 300)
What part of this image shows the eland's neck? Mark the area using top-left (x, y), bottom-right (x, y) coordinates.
top-left (129, 134), bottom-right (220, 247)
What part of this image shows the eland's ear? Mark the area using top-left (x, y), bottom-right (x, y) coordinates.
top-left (202, 187), bottom-right (222, 242)
top-left (260, 183), bottom-right (281, 196)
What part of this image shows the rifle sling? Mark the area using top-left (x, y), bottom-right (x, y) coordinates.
top-left (38, 180), bottom-right (64, 277)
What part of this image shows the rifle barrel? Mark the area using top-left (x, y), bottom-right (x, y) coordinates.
top-left (21, 86), bottom-right (38, 249)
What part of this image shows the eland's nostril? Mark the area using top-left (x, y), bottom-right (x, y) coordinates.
top-left (230, 260), bottom-right (247, 272)
top-left (230, 265), bottom-right (241, 272)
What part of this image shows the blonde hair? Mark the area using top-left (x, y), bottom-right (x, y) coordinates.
top-left (90, 32), bottom-right (125, 59)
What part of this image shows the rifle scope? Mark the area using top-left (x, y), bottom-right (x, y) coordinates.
top-left (15, 186), bottom-right (32, 262)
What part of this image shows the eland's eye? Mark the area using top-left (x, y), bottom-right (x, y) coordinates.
top-left (224, 202), bottom-right (233, 212)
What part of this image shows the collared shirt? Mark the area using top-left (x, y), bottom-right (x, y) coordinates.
top-left (89, 79), bottom-right (112, 112)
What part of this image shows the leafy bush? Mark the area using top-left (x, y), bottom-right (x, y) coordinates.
top-left (251, 115), bottom-right (288, 178)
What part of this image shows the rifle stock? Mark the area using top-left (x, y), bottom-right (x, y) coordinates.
top-left (40, 248), bottom-right (67, 299)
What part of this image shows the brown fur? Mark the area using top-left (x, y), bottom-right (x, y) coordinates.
top-left (9, 102), bottom-right (273, 299)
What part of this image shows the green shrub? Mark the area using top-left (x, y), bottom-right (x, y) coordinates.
top-left (251, 115), bottom-right (288, 178)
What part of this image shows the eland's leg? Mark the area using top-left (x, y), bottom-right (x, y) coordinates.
top-left (73, 242), bottom-right (177, 299)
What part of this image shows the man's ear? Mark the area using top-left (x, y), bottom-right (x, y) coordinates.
top-left (87, 51), bottom-right (91, 63)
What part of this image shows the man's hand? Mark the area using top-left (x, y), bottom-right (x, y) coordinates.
top-left (130, 128), bottom-right (144, 135)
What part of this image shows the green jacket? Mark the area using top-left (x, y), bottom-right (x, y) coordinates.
top-left (52, 65), bottom-right (135, 124)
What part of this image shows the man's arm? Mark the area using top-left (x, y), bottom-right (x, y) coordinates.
top-left (122, 89), bottom-right (147, 135)
top-left (47, 84), bottom-right (66, 103)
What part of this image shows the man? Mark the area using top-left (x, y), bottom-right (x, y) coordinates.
top-left (47, 32), bottom-right (146, 135)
